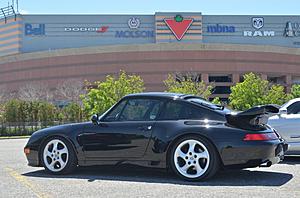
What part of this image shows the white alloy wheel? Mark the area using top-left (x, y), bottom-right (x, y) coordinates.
top-left (43, 139), bottom-right (69, 172)
top-left (173, 139), bottom-right (210, 179)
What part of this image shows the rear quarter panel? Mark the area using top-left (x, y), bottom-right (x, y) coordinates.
top-left (144, 120), bottom-right (258, 166)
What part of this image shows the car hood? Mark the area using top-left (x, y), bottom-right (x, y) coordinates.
top-left (26, 122), bottom-right (91, 149)
top-left (32, 122), bottom-right (90, 136)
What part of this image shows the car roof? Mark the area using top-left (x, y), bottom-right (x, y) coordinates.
top-left (125, 92), bottom-right (191, 99)
top-left (282, 98), bottom-right (300, 108)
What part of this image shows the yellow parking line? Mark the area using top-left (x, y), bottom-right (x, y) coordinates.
top-left (5, 167), bottom-right (50, 198)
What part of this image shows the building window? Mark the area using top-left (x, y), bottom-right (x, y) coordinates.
top-left (209, 75), bottom-right (232, 82)
top-left (292, 76), bottom-right (300, 84)
top-left (175, 72), bottom-right (201, 83)
top-left (268, 76), bottom-right (285, 84)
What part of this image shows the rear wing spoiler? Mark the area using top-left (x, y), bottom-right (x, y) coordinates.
top-left (234, 104), bottom-right (280, 116)
top-left (226, 105), bottom-right (280, 130)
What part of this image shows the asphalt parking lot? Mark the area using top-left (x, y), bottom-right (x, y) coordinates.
top-left (0, 139), bottom-right (299, 198)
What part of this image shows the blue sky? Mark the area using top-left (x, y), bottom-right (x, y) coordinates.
top-left (1, 0), bottom-right (300, 15)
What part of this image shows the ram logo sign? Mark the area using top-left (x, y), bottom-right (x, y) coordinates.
top-left (244, 17), bottom-right (275, 37)
top-left (252, 17), bottom-right (264, 29)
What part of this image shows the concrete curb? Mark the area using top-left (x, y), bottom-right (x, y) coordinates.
top-left (0, 136), bottom-right (30, 140)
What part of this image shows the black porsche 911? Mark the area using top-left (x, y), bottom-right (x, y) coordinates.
top-left (24, 92), bottom-right (288, 181)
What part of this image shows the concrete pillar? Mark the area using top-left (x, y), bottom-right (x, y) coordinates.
top-left (201, 73), bottom-right (209, 84)
top-left (232, 73), bottom-right (240, 84)
top-left (285, 75), bottom-right (292, 93)
top-left (261, 74), bottom-right (268, 81)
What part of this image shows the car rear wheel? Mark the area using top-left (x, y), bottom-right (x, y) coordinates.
top-left (41, 137), bottom-right (77, 174)
top-left (170, 135), bottom-right (220, 181)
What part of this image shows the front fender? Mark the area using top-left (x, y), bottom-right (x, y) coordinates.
top-left (24, 123), bottom-right (87, 165)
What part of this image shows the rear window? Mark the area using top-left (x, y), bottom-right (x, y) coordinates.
top-left (186, 97), bottom-right (222, 110)
top-left (287, 101), bottom-right (300, 114)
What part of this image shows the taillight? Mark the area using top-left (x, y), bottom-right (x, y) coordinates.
top-left (243, 133), bottom-right (278, 141)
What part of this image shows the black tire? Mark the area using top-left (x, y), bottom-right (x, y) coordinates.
top-left (169, 135), bottom-right (220, 181)
top-left (40, 136), bottom-right (77, 174)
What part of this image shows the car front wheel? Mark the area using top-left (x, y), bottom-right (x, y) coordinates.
top-left (41, 137), bottom-right (77, 174)
top-left (170, 135), bottom-right (220, 181)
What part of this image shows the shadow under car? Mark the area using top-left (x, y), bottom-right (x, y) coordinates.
top-left (23, 164), bottom-right (293, 187)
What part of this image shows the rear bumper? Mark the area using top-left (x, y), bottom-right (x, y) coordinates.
top-left (221, 139), bottom-right (288, 168)
top-left (266, 142), bottom-right (287, 164)
top-left (285, 142), bottom-right (300, 155)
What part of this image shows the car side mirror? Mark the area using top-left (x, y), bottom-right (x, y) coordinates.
top-left (91, 114), bottom-right (100, 125)
top-left (279, 109), bottom-right (287, 116)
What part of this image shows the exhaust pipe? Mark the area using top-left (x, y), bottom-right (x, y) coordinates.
top-left (259, 161), bottom-right (272, 167)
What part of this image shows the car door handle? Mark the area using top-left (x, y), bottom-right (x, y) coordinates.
top-left (138, 125), bottom-right (152, 131)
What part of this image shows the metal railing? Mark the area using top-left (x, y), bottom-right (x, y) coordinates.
top-left (0, 121), bottom-right (82, 136)
top-left (0, 5), bottom-right (17, 23)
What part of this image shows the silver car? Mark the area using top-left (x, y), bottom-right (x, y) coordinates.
top-left (268, 98), bottom-right (300, 155)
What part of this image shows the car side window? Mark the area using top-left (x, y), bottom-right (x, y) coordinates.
top-left (103, 100), bottom-right (127, 122)
top-left (160, 101), bottom-right (224, 121)
top-left (160, 101), bottom-right (204, 120)
top-left (118, 99), bottom-right (163, 121)
top-left (287, 101), bottom-right (300, 114)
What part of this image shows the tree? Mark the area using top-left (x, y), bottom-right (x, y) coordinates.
top-left (164, 74), bottom-right (213, 99)
top-left (0, 86), bottom-right (9, 104)
top-left (61, 103), bottom-right (84, 122)
top-left (18, 82), bottom-right (53, 102)
top-left (288, 84), bottom-right (300, 99)
top-left (38, 102), bottom-right (56, 127)
top-left (211, 97), bottom-right (222, 105)
top-left (56, 79), bottom-right (85, 103)
top-left (81, 71), bottom-right (145, 117)
top-left (229, 73), bottom-right (287, 110)
top-left (4, 100), bottom-right (19, 123)
top-left (263, 84), bottom-right (287, 105)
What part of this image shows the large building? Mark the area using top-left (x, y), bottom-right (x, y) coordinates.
top-left (1, 10), bottom-right (300, 101)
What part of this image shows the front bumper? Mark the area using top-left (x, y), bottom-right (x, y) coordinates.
top-left (24, 146), bottom-right (41, 167)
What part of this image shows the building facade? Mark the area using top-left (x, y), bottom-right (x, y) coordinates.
top-left (1, 12), bottom-right (300, 100)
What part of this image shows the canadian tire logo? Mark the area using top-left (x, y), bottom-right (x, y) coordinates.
top-left (164, 15), bottom-right (193, 41)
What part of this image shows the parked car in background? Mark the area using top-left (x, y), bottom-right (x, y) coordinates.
top-left (268, 98), bottom-right (300, 155)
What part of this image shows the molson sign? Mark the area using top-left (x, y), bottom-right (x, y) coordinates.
top-left (115, 17), bottom-right (155, 38)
